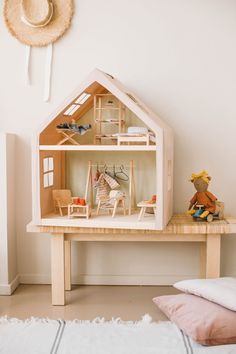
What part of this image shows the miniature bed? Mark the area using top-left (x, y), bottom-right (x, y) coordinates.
top-left (32, 69), bottom-right (173, 231)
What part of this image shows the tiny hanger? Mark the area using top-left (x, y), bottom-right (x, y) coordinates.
top-left (105, 164), bottom-right (115, 178)
top-left (115, 165), bottom-right (129, 181)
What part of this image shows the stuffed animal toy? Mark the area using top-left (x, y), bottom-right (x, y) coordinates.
top-left (187, 170), bottom-right (217, 219)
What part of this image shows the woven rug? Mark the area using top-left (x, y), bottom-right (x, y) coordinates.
top-left (0, 315), bottom-right (235, 354)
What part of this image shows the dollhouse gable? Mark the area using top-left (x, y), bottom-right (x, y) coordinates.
top-left (38, 69), bottom-right (171, 144)
top-left (33, 69), bottom-right (173, 230)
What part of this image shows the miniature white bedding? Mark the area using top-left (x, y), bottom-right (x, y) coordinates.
top-left (174, 277), bottom-right (236, 311)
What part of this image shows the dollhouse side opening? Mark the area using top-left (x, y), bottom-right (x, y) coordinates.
top-left (38, 150), bottom-right (157, 229)
top-left (33, 71), bottom-right (173, 230)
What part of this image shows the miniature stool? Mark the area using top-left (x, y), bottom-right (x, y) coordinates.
top-left (137, 201), bottom-right (157, 221)
top-left (68, 203), bottom-right (91, 219)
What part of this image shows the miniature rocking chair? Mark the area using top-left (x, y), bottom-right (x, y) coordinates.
top-left (96, 190), bottom-right (126, 218)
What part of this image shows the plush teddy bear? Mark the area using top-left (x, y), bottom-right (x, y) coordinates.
top-left (187, 170), bottom-right (217, 219)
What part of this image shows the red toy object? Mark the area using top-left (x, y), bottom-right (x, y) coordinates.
top-left (148, 195), bottom-right (156, 204)
top-left (73, 198), bottom-right (86, 206)
top-left (79, 199), bottom-right (86, 206)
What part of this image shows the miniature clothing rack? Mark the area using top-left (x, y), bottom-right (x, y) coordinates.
top-left (84, 161), bottom-right (136, 215)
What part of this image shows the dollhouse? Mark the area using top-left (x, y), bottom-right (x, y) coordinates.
top-left (32, 69), bottom-right (173, 230)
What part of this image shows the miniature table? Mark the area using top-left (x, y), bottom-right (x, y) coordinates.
top-left (137, 201), bottom-right (156, 220)
top-left (68, 204), bottom-right (90, 219)
top-left (27, 215), bottom-right (236, 306)
top-left (56, 129), bottom-right (80, 145)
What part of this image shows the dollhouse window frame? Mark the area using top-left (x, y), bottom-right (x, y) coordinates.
top-left (43, 157), bottom-right (54, 188)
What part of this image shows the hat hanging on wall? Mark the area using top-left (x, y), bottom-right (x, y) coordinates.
top-left (3, 0), bottom-right (74, 101)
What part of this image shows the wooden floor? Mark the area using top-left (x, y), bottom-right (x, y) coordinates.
top-left (0, 285), bottom-right (179, 321)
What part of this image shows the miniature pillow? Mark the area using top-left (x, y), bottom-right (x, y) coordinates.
top-left (174, 277), bottom-right (236, 311)
top-left (153, 294), bottom-right (236, 346)
top-left (127, 126), bottom-right (148, 134)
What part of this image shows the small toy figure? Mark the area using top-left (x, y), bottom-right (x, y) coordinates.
top-left (187, 170), bottom-right (223, 221)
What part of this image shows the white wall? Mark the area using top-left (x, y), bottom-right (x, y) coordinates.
top-left (0, 0), bottom-right (236, 285)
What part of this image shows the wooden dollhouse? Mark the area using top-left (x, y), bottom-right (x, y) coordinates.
top-left (32, 69), bottom-right (173, 230)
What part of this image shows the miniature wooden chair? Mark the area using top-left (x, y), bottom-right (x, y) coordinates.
top-left (52, 189), bottom-right (75, 216)
top-left (137, 201), bottom-right (157, 221)
top-left (96, 190), bottom-right (126, 218)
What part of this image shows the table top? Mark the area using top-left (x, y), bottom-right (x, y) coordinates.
top-left (137, 202), bottom-right (156, 208)
top-left (69, 203), bottom-right (89, 208)
top-left (27, 214), bottom-right (236, 235)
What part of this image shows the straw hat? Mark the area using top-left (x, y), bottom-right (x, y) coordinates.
top-left (4, 0), bottom-right (74, 47)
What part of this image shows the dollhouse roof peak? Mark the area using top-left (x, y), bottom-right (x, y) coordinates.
top-left (37, 68), bottom-right (172, 136)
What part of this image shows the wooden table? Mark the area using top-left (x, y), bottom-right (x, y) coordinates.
top-left (68, 204), bottom-right (90, 219)
top-left (27, 215), bottom-right (236, 306)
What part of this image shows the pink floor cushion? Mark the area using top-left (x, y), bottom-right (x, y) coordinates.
top-left (153, 293), bottom-right (236, 346)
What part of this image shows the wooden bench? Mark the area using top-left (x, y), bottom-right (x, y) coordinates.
top-left (27, 214), bottom-right (236, 305)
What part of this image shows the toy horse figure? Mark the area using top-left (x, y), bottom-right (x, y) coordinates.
top-left (187, 170), bottom-right (224, 222)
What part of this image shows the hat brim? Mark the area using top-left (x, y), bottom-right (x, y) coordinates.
top-left (4, 0), bottom-right (74, 47)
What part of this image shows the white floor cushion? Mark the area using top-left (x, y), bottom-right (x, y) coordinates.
top-left (174, 277), bottom-right (236, 311)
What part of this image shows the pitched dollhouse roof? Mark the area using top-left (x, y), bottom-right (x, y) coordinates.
top-left (38, 68), bottom-right (172, 139)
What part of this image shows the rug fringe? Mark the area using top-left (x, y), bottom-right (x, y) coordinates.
top-left (0, 315), bottom-right (57, 324)
top-left (71, 314), bottom-right (153, 325)
top-left (0, 314), bottom-right (153, 325)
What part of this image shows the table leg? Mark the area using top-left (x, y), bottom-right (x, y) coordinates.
top-left (138, 207), bottom-right (146, 221)
top-left (68, 205), bottom-right (71, 218)
top-left (65, 240), bottom-right (71, 291)
top-left (206, 234), bottom-right (221, 278)
top-left (112, 200), bottom-right (119, 217)
top-left (51, 233), bottom-right (65, 305)
top-left (122, 199), bottom-right (126, 215)
top-left (199, 242), bottom-right (206, 278)
top-left (97, 200), bottom-right (101, 215)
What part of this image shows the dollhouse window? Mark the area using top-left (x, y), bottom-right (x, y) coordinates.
top-left (64, 104), bottom-right (80, 116)
top-left (75, 92), bottom-right (91, 104)
top-left (63, 93), bottom-right (91, 116)
top-left (43, 157), bottom-right (54, 188)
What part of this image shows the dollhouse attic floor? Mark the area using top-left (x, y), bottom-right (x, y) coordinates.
top-left (42, 211), bottom-right (156, 230)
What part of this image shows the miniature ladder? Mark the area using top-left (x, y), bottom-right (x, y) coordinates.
top-left (93, 94), bottom-right (126, 144)
top-left (85, 160), bottom-right (136, 215)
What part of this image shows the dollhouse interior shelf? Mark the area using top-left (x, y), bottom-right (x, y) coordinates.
top-left (39, 145), bottom-right (156, 151)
